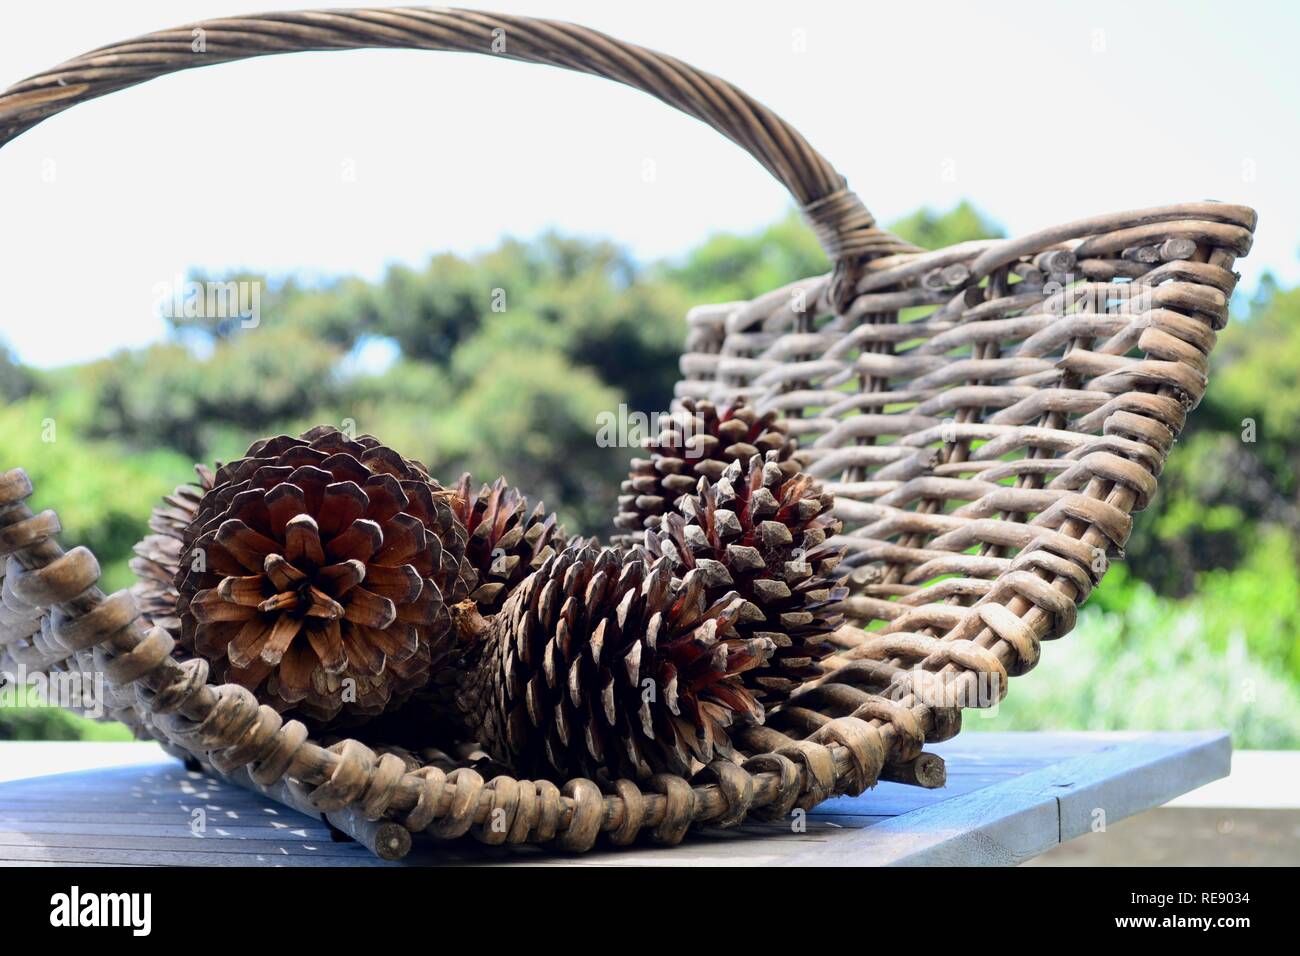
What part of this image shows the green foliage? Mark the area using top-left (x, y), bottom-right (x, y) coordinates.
top-left (533, 266), bottom-right (689, 413)
top-left (0, 399), bottom-right (189, 593)
top-left (1124, 432), bottom-right (1260, 593)
top-left (436, 349), bottom-right (625, 532)
top-left (0, 686), bottom-right (133, 741)
top-left (667, 210), bottom-right (830, 302)
top-left (1124, 273), bottom-right (1300, 595)
top-left (975, 583), bottom-right (1300, 750)
top-left (1195, 530), bottom-right (1300, 684)
top-left (887, 199), bottom-right (1005, 250)
top-left (0, 341), bottom-right (35, 401)
top-left (1214, 274), bottom-right (1300, 442)
top-left (85, 330), bottom-right (347, 460)
top-left (351, 255), bottom-right (499, 363)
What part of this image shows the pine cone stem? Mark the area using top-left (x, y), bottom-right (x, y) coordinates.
top-left (450, 599), bottom-right (491, 650)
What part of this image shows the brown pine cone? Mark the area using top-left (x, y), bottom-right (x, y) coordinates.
top-left (446, 474), bottom-right (566, 615)
top-left (173, 426), bottom-right (473, 726)
top-left (641, 454), bottom-right (846, 706)
top-left (130, 463), bottom-right (216, 636)
top-left (614, 398), bottom-right (800, 538)
top-left (450, 544), bottom-right (773, 781)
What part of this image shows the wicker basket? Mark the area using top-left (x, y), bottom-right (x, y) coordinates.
top-left (0, 7), bottom-right (1256, 860)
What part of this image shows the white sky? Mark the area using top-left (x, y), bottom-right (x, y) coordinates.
top-left (1, 0), bottom-right (1297, 368)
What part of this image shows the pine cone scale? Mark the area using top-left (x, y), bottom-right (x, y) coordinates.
top-left (448, 474), bottom-right (568, 616)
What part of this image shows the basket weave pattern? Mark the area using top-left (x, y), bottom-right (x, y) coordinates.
top-left (0, 7), bottom-right (1257, 856)
top-left (678, 203), bottom-right (1254, 782)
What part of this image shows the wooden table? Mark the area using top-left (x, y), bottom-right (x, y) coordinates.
top-left (0, 731), bottom-right (1230, 866)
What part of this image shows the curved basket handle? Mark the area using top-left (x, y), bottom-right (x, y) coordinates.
top-left (0, 6), bottom-right (914, 300)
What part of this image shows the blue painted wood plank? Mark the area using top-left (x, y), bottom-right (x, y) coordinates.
top-left (0, 732), bottom-right (1231, 866)
top-left (780, 731), bottom-right (1231, 866)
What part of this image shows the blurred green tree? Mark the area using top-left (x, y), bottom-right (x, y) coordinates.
top-left (0, 341), bottom-right (34, 401)
top-left (1125, 273), bottom-right (1300, 596)
top-left (887, 199), bottom-right (1005, 249)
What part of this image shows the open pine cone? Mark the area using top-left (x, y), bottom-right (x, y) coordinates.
top-left (172, 426), bottom-right (474, 726)
top-left (446, 474), bottom-right (567, 615)
top-left (449, 544), bottom-right (774, 781)
top-left (614, 398), bottom-right (801, 538)
top-left (641, 454), bottom-right (847, 706)
top-left (130, 463), bottom-right (215, 636)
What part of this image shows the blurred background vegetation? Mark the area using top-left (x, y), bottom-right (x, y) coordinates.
top-left (2, 201), bottom-right (1297, 747)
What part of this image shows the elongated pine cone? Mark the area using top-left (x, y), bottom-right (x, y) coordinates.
top-left (173, 426), bottom-right (473, 725)
top-left (446, 474), bottom-right (566, 614)
top-left (452, 544), bottom-right (774, 781)
top-left (130, 463), bottom-right (216, 636)
top-left (642, 454), bottom-right (847, 706)
top-left (614, 398), bottom-right (800, 537)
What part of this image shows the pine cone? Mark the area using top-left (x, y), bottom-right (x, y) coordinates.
top-left (446, 474), bottom-right (566, 615)
top-left (451, 544), bottom-right (773, 781)
top-left (130, 463), bottom-right (216, 636)
top-left (173, 426), bottom-right (473, 725)
top-left (642, 455), bottom-right (847, 706)
top-left (614, 398), bottom-right (800, 537)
